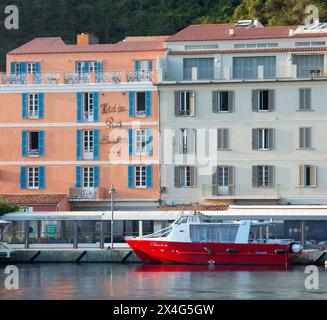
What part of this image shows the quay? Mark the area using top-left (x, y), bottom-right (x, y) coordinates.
top-left (2, 247), bottom-right (327, 265)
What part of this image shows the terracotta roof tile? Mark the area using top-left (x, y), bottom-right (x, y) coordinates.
top-left (167, 24), bottom-right (327, 42)
top-left (8, 36), bottom-right (169, 55)
top-left (0, 194), bottom-right (67, 206)
top-left (157, 204), bottom-right (229, 212)
top-left (169, 46), bottom-right (327, 55)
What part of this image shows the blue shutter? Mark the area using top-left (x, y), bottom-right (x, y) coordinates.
top-left (96, 61), bottom-right (102, 83)
top-left (77, 92), bottom-right (83, 122)
top-left (38, 93), bottom-right (44, 119)
top-left (135, 60), bottom-right (140, 72)
top-left (129, 92), bottom-right (135, 117)
top-left (39, 167), bottom-right (45, 189)
top-left (128, 166), bottom-right (134, 189)
top-left (94, 129), bottom-right (100, 160)
top-left (76, 130), bottom-right (82, 160)
top-left (146, 166), bottom-right (153, 189)
top-left (76, 166), bottom-right (82, 188)
top-left (22, 131), bottom-right (27, 157)
top-left (83, 61), bottom-right (89, 73)
top-left (146, 92), bottom-right (152, 117)
top-left (128, 129), bottom-right (134, 156)
top-left (34, 62), bottom-right (41, 84)
top-left (38, 131), bottom-right (44, 157)
top-left (22, 93), bottom-right (27, 119)
top-left (94, 166), bottom-right (100, 188)
top-left (94, 92), bottom-right (99, 122)
top-left (19, 62), bottom-right (27, 74)
top-left (20, 167), bottom-right (27, 189)
top-left (10, 62), bottom-right (15, 75)
top-left (146, 129), bottom-right (153, 156)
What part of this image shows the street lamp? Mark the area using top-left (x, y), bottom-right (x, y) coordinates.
top-left (109, 185), bottom-right (116, 250)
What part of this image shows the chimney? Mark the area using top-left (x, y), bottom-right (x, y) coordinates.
top-left (289, 29), bottom-right (295, 37)
top-left (229, 28), bottom-right (235, 36)
top-left (77, 33), bottom-right (99, 45)
top-left (253, 18), bottom-right (263, 27)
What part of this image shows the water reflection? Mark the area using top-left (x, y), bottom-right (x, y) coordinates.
top-left (0, 264), bottom-right (326, 300)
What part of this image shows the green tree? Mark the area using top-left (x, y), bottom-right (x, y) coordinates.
top-left (0, 198), bottom-right (19, 215)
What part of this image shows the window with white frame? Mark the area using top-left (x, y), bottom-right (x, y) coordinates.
top-left (258, 90), bottom-right (269, 111)
top-left (136, 92), bottom-right (146, 117)
top-left (83, 167), bottom-right (94, 188)
top-left (83, 130), bottom-right (94, 158)
top-left (214, 91), bottom-right (230, 112)
top-left (76, 62), bottom-right (84, 74)
top-left (28, 93), bottom-right (39, 119)
top-left (83, 93), bottom-right (94, 122)
top-left (253, 128), bottom-right (274, 150)
top-left (27, 62), bottom-right (36, 74)
top-left (135, 129), bottom-right (147, 155)
top-left (185, 45), bottom-right (218, 51)
top-left (175, 166), bottom-right (196, 188)
top-left (13, 62), bottom-right (20, 75)
top-left (28, 132), bottom-right (39, 156)
top-left (89, 61), bottom-right (98, 73)
top-left (140, 60), bottom-right (153, 72)
top-left (258, 128), bottom-right (269, 150)
top-left (295, 42), bottom-right (326, 47)
top-left (235, 43), bottom-right (278, 49)
top-left (28, 167), bottom-right (39, 189)
top-left (253, 165), bottom-right (274, 188)
top-left (135, 166), bottom-right (147, 188)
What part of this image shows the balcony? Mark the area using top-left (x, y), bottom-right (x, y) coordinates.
top-left (160, 64), bottom-right (327, 83)
top-left (69, 187), bottom-right (110, 201)
top-left (202, 184), bottom-right (281, 200)
top-left (0, 70), bottom-right (156, 87)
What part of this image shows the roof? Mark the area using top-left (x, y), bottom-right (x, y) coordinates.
top-left (0, 194), bottom-right (68, 206)
top-left (8, 35), bottom-right (170, 55)
top-left (169, 46), bottom-right (327, 56)
top-left (167, 23), bottom-right (327, 42)
top-left (157, 204), bottom-right (229, 212)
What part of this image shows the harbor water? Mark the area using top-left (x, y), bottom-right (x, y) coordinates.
top-left (0, 264), bottom-right (327, 300)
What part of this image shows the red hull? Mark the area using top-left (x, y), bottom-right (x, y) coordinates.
top-left (126, 240), bottom-right (297, 266)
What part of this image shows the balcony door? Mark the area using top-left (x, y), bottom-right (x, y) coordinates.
top-left (218, 166), bottom-right (229, 196)
top-left (83, 167), bottom-right (96, 198)
top-left (83, 130), bottom-right (94, 160)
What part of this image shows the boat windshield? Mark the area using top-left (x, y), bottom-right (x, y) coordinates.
top-left (190, 224), bottom-right (239, 243)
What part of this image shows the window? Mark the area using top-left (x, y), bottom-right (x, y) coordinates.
top-left (235, 43), bottom-right (278, 49)
top-left (180, 129), bottom-right (188, 154)
top-left (140, 60), bottom-right (153, 72)
top-left (28, 93), bottom-right (39, 119)
top-left (136, 92), bottom-right (146, 117)
top-left (83, 130), bottom-right (94, 159)
top-left (135, 166), bottom-right (147, 188)
top-left (299, 128), bottom-right (312, 149)
top-left (185, 45), bottom-right (218, 51)
top-left (135, 129), bottom-right (147, 155)
top-left (175, 166), bottom-right (196, 188)
top-left (28, 167), bottom-right (39, 189)
top-left (76, 62), bottom-right (84, 74)
top-left (295, 42), bottom-right (326, 47)
top-left (299, 165), bottom-right (317, 188)
top-left (253, 90), bottom-right (275, 112)
top-left (27, 62), bottom-right (36, 74)
top-left (175, 91), bottom-right (195, 117)
top-left (190, 224), bottom-right (238, 243)
top-left (28, 132), bottom-right (39, 156)
top-left (218, 129), bottom-right (230, 150)
top-left (89, 61), bottom-right (98, 73)
top-left (299, 88), bottom-right (312, 111)
top-left (233, 56), bottom-right (276, 79)
top-left (14, 62), bottom-right (20, 75)
top-left (213, 166), bottom-right (235, 196)
top-left (183, 58), bottom-right (214, 80)
top-left (293, 55), bottom-right (324, 78)
top-left (83, 93), bottom-right (94, 122)
top-left (253, 166), bottom-right (274, 188)
top-left (83, 167), bottom-right (94, 188)
top-left (213, 91), bottom-right (234, 113)
top-left (252, 128), bottom-right (274, 150)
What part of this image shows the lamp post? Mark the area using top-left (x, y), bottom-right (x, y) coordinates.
top-left (109, 185), bottom-right (116, 250)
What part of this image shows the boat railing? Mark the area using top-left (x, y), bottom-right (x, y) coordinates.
top-left (140, 225), bottom-right (173, 239)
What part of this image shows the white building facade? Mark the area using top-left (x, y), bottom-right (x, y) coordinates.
top-left (158, 20), bottom-right (327, 205)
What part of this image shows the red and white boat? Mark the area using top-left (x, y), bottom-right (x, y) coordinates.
top-left (126, 212), bottom-right (303, 266)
